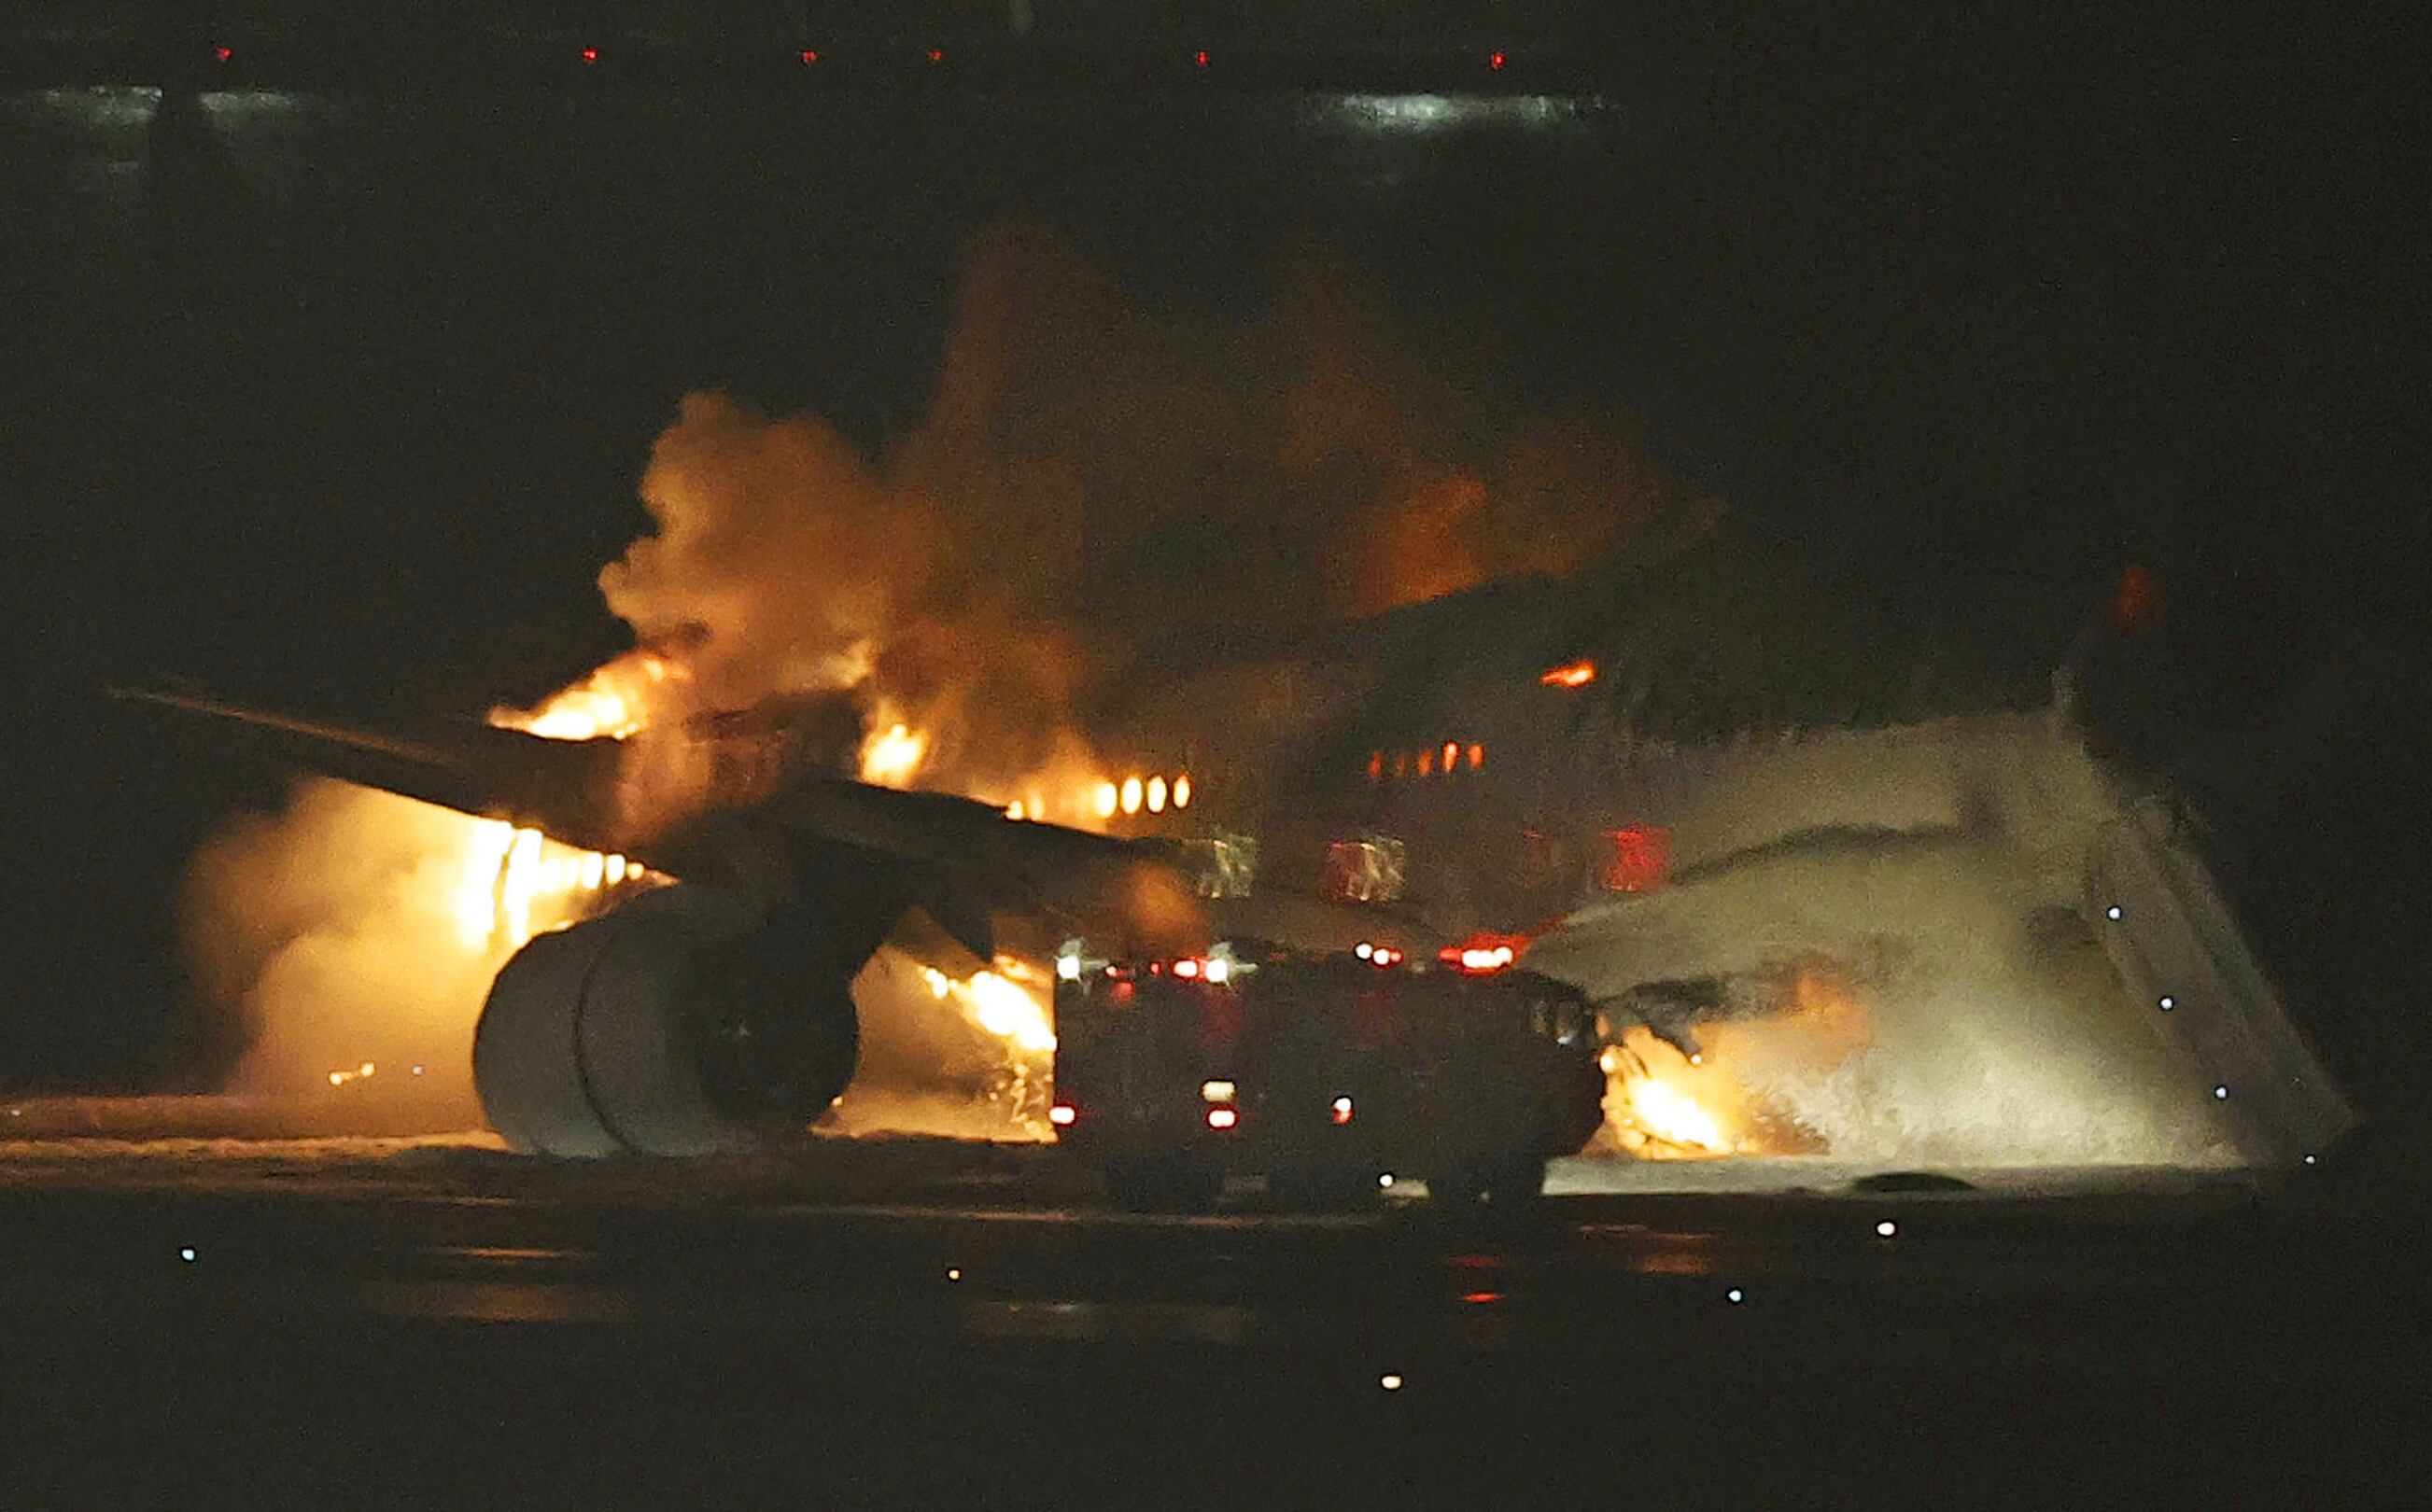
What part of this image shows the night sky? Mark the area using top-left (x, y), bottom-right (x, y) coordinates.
top-left (1, 9), bottom-right (2420, 1113)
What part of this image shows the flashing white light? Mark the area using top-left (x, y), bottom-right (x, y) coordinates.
top-left (1875, 1220), bottom-right (1899, 1239)
top-left (1048, 1104), bottom-right (1077, 1127)
top-left (178, 1248), bottom-right (197, 1263)
top-left (1378, 1173), bottom-right (1395, 1189)
top-left (2105, 904), bottom-right (2124, 920)
top-left (1726, 1288), bottom-right (1744, 1304)
top-left (1173, 774), bottom-right (1192, 808)
top-left (1146, 776), bottom-right (1167, 813)
top-left (1206, 1106), bottom-right (1238, 1130)
top-left (1203, 957), bottom-right (1231, 985)
top-left (1355, 942), bottom-right (1373, 960)
top-left (946, 1267), bottom-right (962, 1281)
top-left (1379, 1374), bottom-right (1403, 1392)
top-left (1688, 1052), bottom-right (1705, 1066)
top-left (411, 1066), bottom-right (425, 1076)
top-left (1174, 958), bottom-right (1201, 980)
top-left (2158, 996), bottom-right (2175, 1011)
top-left (1120, 777), bottom-right (1144, 815)
top-left (1056, 955), bottom-right (1083, 982)
top-left (2214, 1084), bottom-right (2229, 1099)
top-left (358, 1062), bottom-right (375, 1079)
top-left (1094, 782), bottom-right (1118, 819)
top-left (1201, 1080), bottom-right (1237, 1103)
top-left (2302, 1154), bottom-right (2317, 1166)
top-left (1331, 1096), bottom-right (1355, 1126)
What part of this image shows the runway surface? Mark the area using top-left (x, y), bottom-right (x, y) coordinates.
top-left (2, 1107), bottom-right (2417, 1508)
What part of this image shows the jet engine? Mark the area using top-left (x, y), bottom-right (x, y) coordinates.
top-left (472, 884), bottom-right (862, 1156)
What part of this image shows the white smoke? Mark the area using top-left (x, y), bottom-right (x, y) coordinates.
top-left (1537, 717), bottom-right (2241, 1167)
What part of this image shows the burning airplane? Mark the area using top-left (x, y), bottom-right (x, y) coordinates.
top-left (118, 524), bottom-right (2351, 1171)
top-left (114, 231), bottom-right (2350, 1170)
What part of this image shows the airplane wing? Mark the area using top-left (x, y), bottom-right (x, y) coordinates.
top-left (106, 684), bottom-right (1194, 963)
top-left (109, 686), bottom-right (630, 849)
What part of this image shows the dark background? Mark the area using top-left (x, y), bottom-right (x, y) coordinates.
top-left (2, 7), bottom-right (2422, 1132)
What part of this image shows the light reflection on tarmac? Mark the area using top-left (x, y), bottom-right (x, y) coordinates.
top-left (0, 1100), bottom-right (2393, 1508)
top-left (0, 1096), bottom-right (2258, 1209)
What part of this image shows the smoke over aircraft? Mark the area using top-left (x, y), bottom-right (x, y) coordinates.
top-left (112, 533), bottom-right (2353, 1169)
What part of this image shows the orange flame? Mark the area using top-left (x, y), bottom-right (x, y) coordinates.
top-left (1601, 1029), bottom-right (1759, 1157)
top-left (1539, 660), bottom-right (1597, 689)
top-left (489, 650), bottom-right (681, 741)
top-left (859, 717), bottom-right (929, 788)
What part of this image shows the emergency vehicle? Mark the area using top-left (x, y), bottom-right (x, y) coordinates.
top-left (1048, 941), bottom-right (1606, 1209)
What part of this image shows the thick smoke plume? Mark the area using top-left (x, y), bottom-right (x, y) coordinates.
top-left (595, 223), bottom-right (1721, 784)
top-left (182, 781), bottom-right (512, 1119)
top-left (181, 222), bottom-right (1721, 1135)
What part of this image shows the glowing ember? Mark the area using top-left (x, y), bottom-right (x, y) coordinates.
top-left (859, 954), bottom-right (1059, 1138)
top-left (861, 720), bottom-right (928, 788)
top-left (966, 969), bottom-right (1057, 1054)
top-left (489, 650), bottom-right (677, 741)
top-left (1624, 1074), bottom-right (1725, 1151)
top-left (1539, 660), bottom-right (1597, 689)
top-left (1600, 1028), bottom-right (1761, 1158)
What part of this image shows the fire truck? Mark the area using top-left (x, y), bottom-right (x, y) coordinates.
top-left (1048, 941), bottom-right (1607, 1209)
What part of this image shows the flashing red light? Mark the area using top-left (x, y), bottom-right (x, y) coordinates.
top-left (800, 49), bottom-right (820, 65)
top-left (1173, 958), bottom-right (1201, 980)
top-left (1048, 1103), bottom-right (1077, 1127)
top-left (1193, 49), bottom-right (1211, 68)
top-left (1467, 743), bottom-right (1484, 769)
top-left (1489, 50), bottom-right (1507, 70)
top-left (211, 45), bottom-right (234, 64)
top-left (927, 48), bottom-right (945, 64)
top-left (580, 47), bottom-right (599, 64)
top-left (1602, 825), bottom-right (1673, 893)
top-left (1368, 750), bottom-right (1384, 781)
top-left (1367, 946), bottom-right (1402, 968)
top-left (1206, 1106), bottom-right (1238, 1130)
top-left (1441, 931), bottom-right (1527, 973)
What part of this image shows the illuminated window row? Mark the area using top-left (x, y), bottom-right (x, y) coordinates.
top-left (1367, 742), bottom-right (1485, 781)
top-left (1090, 772), bottom-right (1194, 819)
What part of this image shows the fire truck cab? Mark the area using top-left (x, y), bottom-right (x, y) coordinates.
top-left (1049, 943), bottom-right (1606, 1210)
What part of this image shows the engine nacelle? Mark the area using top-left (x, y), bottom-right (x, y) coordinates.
top-left (472, 885), bottom-right (860, 1156)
